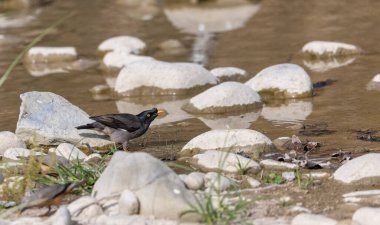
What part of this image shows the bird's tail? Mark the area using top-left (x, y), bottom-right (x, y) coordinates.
top-left (76, 124), bottom-right (94, 129)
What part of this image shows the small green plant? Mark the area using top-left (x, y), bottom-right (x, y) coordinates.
top-left (235, 156), bottom-right (251, 175)
top-left (263, 172), bottom-right (284, 184)
top-left (38, 158), bottom-right (106, 193)
top-left (295, 169), bottom-right (314, 189)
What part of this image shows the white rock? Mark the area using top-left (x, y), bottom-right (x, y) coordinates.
top-left (48, 206), bottom-right (72, 225)
top-left (158, 39), bottom-right (185, 54)
top-left (343, 190), bottom-right (380, 198)
top-left (15, 91), bottom-right (113, 147)
top-left (291, 213), bottom-right (337, 225)
top-left (372, 74), bottom-right (380, 83)
top-left (119, 190), bottom-right (139, 215)
top-left (272, 137), bottom-right (291, 151)
top-left (210, 67), bottom-right (248, 82)
top-left (93, 215), bottom-right (147, 225)
top-left (184, 82), bottom-right (261, 114)
top-left (245, 64), bottom-right (313, 99)
top-left (282, 171), bottom-right (296, 181)
top-left (333, 153), bottom-right (380, 184)
top-left (178, 174), bottom-right (187, 182)
top-left (366, 74), bottom-right (380, 91)
top-left (9, 217), bottom-right (45, 225)
top-left (352, 207), bottom-right (380, 225)
top-left (3, 148), bottom-right (43, 161)
top-left (98, 36), bottom-right (146, 54)
top-left (260, 159), bottom-right (299, 170)
top-left (204, 172), bottom-right (231, 192)
top-left (24, 47), bottom-right (77, 64)
top-left (102, 52), bottom-right (153, 69)
top-left (114, 60), bottom-right (218, 96)
top-left (92, 152), bottom-right (198, 220)
top-left (291, 206), bottom-right (311, 213)
top-left (55, 143), bottom-right (86, 161)
top-left (180, 129), bottom-right (272, 157)
top-left (192, 150), bottom-right (261, 174)
top-left (184, 172), bottom-right (205, 190)
top-left (253, 217), bottom-right (291, 225)
top-left (261, 100), bottom-right (313, 123)
top-left (0, 131), bottom-right (26, 155)
top-left (245, 176), bottom-right (261, 188)
top-left (302, 41), bottom-right (361, 57)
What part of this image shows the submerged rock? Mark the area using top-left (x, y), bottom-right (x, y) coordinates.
top-left (352, 207), bottom-right (380, 225)
top-left (261, 100), bottom-right (313, 123)
top-left (291, 213), bottom-right (337, 225)
top-left (158, 39), bottom-right (186, 54)
top-left (210, 67), bottom-right (248, 82)
top-left (183, 81), bottom-right (261, 114)
top-left (366, 74), bottom-right (380, 91)
top-left (245, 64), bottom-right (313, 99)
top-left (24, 47), bottom-right (78, 64)
top-left (191, 150), bottom-right (261, 174)
top-left (15, 91), bottom-right (113, 148)
top-left (302, 41), bottom-right (361, 57)
top-left (179, 129), bottom-right (273, 157)
top-left (333, 153), bottom-right (380, 184)
top-left (0, 131), bottom-right (26, 155)
top-left (92, 152), bottom-right (198, 221)
top-left (102, 52), bottom-right (153, 70)
top-left (98, 36), bottom-right (146, 54)
top-left (115, 60), bottom-right (217, 96)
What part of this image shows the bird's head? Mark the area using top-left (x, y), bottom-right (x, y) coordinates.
top-left (137, 108), bottom-right (165, 124)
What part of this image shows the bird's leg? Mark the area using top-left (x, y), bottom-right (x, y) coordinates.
top-left (122, 141), bottom-right (129, 151)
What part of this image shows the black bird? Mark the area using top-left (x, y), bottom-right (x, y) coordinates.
top-left (76, 108), bottom-right (164, 150)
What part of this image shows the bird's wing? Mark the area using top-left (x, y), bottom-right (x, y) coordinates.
top-left (90, 114), bottom-right (142, 132)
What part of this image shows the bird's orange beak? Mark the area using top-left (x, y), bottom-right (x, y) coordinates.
top-left (157, 110), bottom-right (166, 117)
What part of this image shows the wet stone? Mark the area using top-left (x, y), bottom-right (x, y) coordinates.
top-left (24, 47), bottom-right (78, 64)
top-left (302, 41), bottom-right (361, 57)
top-left (115, 60), bottom-right (217, 96)
top-left (98, 35), bottom-right (146, 54)
top-left (245, 63), bottom-right (313, 99)
top-left (180, 129), bottom-right (273, 157)
top-left (210, 67), bottom-right (248, 82)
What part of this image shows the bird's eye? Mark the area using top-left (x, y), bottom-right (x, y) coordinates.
top-left (146, 114), bottom-right (151, 117)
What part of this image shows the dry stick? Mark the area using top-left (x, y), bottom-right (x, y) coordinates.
top-left (0, 11), bottom-right (77, 88)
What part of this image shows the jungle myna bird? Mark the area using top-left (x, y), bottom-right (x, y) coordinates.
top-left (76, 108), bottom-right (164, 150)
top-left (19, 180), bottom-right (84, 215)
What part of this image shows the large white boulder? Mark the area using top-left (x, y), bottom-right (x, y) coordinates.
top-left (24, 47), bottom-right (78, 64)
top-left (191, 150), bottom-right (261, 174)
top-left (92, 152), bottom-right (198, 221)
top-left (15, 91), bottom-right (113, 148)
top-left (0, 131), bottom-right (26, 155)
top-left (179, 129), bottom-right (273, 157)
top-left (98, 36), bottom-right (146, 54)
top-left (333, 153), bottom-right (380, 184)
top-left (102, 51), bottom-right (153, 70)
top-left (115, 60), bottom-right (218, 96)
top-left (245, 64), bottom-right (313, 99)
top-left (352, 207), bottom-right (380, 225)
top-left (302, 41), bottom-right (361, 57)
top-left (183, 81), bottom-right (261, 114)
top-left (210, 67), bottom-right (248, 82)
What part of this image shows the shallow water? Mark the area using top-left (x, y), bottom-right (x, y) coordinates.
top-left (1, 0), bottom-right (380, 156)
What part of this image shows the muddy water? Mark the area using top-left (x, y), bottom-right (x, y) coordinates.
top-left (1, 0), bottom-right (380, 157)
